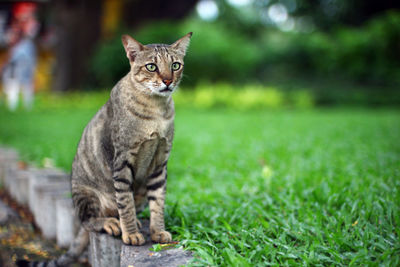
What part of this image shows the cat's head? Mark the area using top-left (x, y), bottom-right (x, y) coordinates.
top-left (122, 33), bottom-right (192, 97)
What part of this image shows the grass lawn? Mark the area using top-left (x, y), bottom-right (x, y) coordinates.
top-left (0, 95), bottom-right (399, 266)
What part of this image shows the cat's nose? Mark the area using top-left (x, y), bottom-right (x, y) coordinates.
top-left (163, 79), bottom-right (172, 86)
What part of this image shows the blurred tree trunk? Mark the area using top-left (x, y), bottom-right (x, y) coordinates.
top-left (52, 0), bottom-right (198, 92)
top-left (52, 0), bottom-right (103, 92)
top-left (122, 0), bottom-right (199, 28)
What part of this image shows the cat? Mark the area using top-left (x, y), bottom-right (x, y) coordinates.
top-left (17, 32), bottom-right (192, 267)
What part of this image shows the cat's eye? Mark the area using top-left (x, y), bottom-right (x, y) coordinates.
top-left (146, 63), bottom-right (157, 72)
top-left (172, 62), bottom-right (181, 71)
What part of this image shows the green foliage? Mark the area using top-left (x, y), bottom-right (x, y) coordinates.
top-left (271, 11), bottom-right (400, 85)
top-left (175, 83), bottom-right (314, 109)
top-left (149, 244), bottom-right (162, 252)
top-left (35, 91), bottom-right (109, 111)
top-left (90, 34), bottom-right (129, 88)
top-left (179, 20), bottom-right (260, 84)
top-left (0, 98), bottom-right (399, 266)
top-left (90, 11), bottom-right (400, 90)
top-left (134, 19), bottom-right (261, 84)
top-left (90, 19), bottom-right (261, 87)
top-left (165, 108), bottom-right (400, 266)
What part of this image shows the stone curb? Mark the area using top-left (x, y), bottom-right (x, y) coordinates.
top-left (0, 147), bottom-right (77, 245)
top-left (28, 169), bottom-right (66, 215)
top-left (34, 182), bottom-right (71, 239)
top-left (56, 197), bottom-right (80, 248)
top-left (90, 220), bottom-right (193, 267)
top-left (0, 147), bottom-right (194, 266)
top-left (0, 148), bottom-right (19, 190)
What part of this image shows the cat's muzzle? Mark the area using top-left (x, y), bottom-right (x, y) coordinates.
top-left (160, 87), bottom-right (172, 93)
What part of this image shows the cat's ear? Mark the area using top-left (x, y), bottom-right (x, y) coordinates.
top-left (122, 35), bottom-right (146, 61)
top-left (171, 32), bottom-right (193, 55)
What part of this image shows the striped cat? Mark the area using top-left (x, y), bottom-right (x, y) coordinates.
top-left (18, 32), bottom-right (192, 267)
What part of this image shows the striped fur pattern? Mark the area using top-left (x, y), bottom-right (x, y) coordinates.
top-left (72, 32), bottom-right (191, 245)
top-left (18, 33), bottom-right (192, 266)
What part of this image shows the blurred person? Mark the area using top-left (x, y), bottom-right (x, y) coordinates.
top-left (0, 10), bottom-right (7, 44)
top-left (0, 2), bottom-right (39, 111)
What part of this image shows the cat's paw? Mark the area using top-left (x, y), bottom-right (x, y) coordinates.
top-left (151, 230), bottom-right (172, 244)
top-left (122, 232), bottom-right (145, 246)
top-left (103, 218), bottom-right (121, 236)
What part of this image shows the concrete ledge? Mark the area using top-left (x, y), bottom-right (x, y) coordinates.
top-left (9, 168), bottom-right (35, 205)
top-left (56, 197), bottom-right (80, 248)
top-left (0, 148), bottom-right (19, 186)
top-left (89, 231), bottom-right (122, 267)
top-left (121, 244), bottom-right (193, 267)
top-left (1, 157), bottom-right (19, 191)
top-left (34, 182), bottom-right (71, 239)
top-left (1, 148), bottom-right (194, 266)
top-left (28, 170), bottom-right (67, 217)
top-left (89, 220), bottom-right (193, 267)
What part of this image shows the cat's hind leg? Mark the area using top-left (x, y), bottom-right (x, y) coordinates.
top-left (73, 190), bottom-right (121, 236)
top-left (77, 206), bottom-right (122, 237)
top-left (83, 217), bottom-right (121, 236)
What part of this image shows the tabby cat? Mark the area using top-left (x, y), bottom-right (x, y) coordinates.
top-left (18, 32), bottom-right (192, 266)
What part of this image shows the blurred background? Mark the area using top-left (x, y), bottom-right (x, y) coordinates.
top-left (0, 0), bottom-right (399, 108)
top-left (0, 1), bottom-right (400, 265)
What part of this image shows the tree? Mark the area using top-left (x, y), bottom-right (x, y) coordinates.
top-left (291, 0), bottom-right (400, 29)
top-left (52, 0), bottom-right (198, 92)
top-left (52, 0), bottom-right (102, 92)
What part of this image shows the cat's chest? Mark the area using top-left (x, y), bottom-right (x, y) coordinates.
top-left (133, 135), bottom-right (168, 181)
top-left (147, 119), bottom-right (172, 138)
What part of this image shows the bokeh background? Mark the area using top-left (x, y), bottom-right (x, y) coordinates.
top-left (1, 0), bottom-right (399, 106)
top-left (0, 0), bottom-right (399, 266)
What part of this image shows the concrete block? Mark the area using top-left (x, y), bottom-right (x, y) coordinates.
top-left (89, 219), bottom-right (193, 267)
top-left (0, 147), bottom-right (19, 186)
top-left (89, 231), bottom-right (122, 267)
top-left (120, 220), bottom-right (193, 267)
top-left (8, 168), bottom-right (35, 205)
top-left (3, 161), bottom-right (20, 193)
top-left (34, 182), bottom-right (71, 239)
top-left (120, 245), bottom-right (193, 267)
top-left (28, 169), bottom-right (67, 216)
top-left (56, 197), bottom-right (80, 248)
top-left (1, 156), bottom-right (19, 190)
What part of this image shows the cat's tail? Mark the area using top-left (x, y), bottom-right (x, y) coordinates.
top-left (16, 226), bottom-right (89, 267)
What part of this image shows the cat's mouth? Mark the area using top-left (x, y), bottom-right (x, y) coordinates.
top-left (159, 87), bottom-right (173, 93)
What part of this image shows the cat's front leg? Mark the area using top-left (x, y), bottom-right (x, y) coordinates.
top-left (113, 159), bottom-right (145, 245)
top-left (147, 166), bottom-right (172, 243)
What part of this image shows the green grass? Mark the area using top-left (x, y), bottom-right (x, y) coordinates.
top-left (0, 96), bottom-right (399, 266)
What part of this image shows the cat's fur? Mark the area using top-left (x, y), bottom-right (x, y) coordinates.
top-left (18, 33), bottom-right (192, 267)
